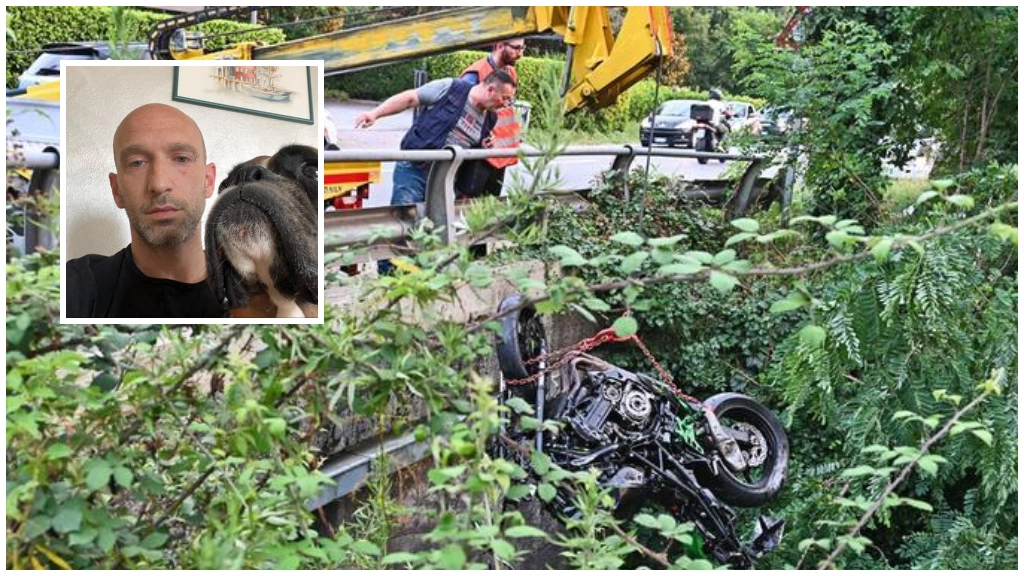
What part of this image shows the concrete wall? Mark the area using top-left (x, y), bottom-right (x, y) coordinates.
top-left (63, 63), bottom-right (319, 259)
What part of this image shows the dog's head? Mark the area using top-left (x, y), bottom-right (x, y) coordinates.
top-left (205, 144), bottom-right (319, 317)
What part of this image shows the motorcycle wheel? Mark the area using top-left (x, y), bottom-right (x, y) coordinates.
top-left (696, 137), bottom-right (710, 165)
top-left (495, 293), bottom-right (547, 381)
top-left (702, 393), bottom-right (789, 507)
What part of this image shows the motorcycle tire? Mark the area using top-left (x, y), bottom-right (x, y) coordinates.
top-left (495, 293), bottom-right (547, 381)
top-left (702, 393), bottom-right (789, 508)
top-left (696, 137), bottom-right (710, 165)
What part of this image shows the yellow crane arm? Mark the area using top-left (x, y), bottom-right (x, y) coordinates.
top-left (164, 6), bottom-right (673, 113)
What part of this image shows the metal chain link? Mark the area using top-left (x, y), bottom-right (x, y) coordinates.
top-left (503, 319), bottom-right (703, 407)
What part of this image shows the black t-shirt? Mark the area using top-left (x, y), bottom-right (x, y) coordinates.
top-left (66, 245), bottom-right (227, 319)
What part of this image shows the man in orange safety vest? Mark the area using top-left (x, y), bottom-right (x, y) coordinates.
top-left (456, 38), bottom-right (526, 197)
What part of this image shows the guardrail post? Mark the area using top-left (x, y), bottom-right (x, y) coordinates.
top-left (610, 144), bottom-right (636, 201)
top-left (725, 157), bottom-right (765, 220)
top-left (424, 147), bottom-right (462, 244)
top-left (24, 167), bottom-right (58, 253)
top-left (779, 165), bottom-right (796, 227)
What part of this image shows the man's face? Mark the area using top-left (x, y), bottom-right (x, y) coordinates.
top-left (501, 41), bottom-right (525, 65)
top-left (109, 105), bottom-right (215, 248)
top-left (485, 82), bottom-right (516, 110)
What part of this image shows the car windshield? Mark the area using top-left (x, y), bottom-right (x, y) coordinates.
top-left (658, 101), bottom-right (693, 118)
top-left (728, 103), bottom-right (748, 118)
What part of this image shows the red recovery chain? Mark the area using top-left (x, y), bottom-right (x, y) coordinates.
top-left (505, 319), bottom-right (703, 407)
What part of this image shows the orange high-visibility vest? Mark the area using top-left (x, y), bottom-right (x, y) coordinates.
top-left (462, 57), bottom-right (521, 169)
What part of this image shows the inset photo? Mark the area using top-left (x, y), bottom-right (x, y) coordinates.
top-left (60, 61), bottom-right (324, 323)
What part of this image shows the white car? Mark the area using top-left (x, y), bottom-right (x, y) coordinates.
top-left (726, 101), bottom-right (761, 134)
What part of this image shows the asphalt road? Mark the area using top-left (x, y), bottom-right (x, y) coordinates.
top-left (326, 99), bottom-right (933, 208)
top-left (327, 99), bottom-right (736, 208)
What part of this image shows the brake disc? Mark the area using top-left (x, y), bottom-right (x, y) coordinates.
top-left (734, 422), bottom-right (767, 467)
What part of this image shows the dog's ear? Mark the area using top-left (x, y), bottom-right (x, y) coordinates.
top-left (267, 144), bottom-right (318, 206)
top-left (204, 193), bottom-right (254, 310)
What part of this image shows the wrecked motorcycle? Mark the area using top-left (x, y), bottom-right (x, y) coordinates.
top-left (494, 294), bottom-right (788, 568)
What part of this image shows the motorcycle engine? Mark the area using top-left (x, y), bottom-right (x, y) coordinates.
top-left (568, 370), bottom-right (657, 444)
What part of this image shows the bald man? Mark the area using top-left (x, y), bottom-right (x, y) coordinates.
top-left (66, 104), bottom-right (227, 318)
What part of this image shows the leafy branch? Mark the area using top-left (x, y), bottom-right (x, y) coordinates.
top-left (816, 370), bottom-right (1004, 569)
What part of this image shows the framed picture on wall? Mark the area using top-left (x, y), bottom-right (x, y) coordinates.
top-left (172, 65), bottom-right (314, 124)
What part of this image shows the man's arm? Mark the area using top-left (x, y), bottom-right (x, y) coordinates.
top-left (354, 89), bottom-right (420, 129)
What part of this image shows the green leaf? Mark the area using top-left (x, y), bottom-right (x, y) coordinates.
top-left (352, 540), bottom-right (382, 557)
top-left (971, 429), bottom-right (993, 446)
top-left (899, 497), bottom-right (934, 512)
top-left (503, 396), bottom-right (534, 415)
top-left (722, 259), bottom-right (751, 274)
top-left (770, 292), bottom-right (809, 314)
top-left (757, 229), bottom-right (800, 243)
top-left (841, 465), bottom-right (877, 478)
top-left (916, 457), bottom-right (939, 476)
top-left (437, 544), bottom-right (466, 570)
top-left (871, 238), bottom-right (893, 263)
top-left (530, 451), bottom-right (551, 475)
top-left (930, 179), bottom-right (955, 191)
top-left (583, 297), bottom-right (611, 312)
top-left (427, 465), bottom-right (466, 486)
top-left (634, 513), bottom-right (659, 529)
top-left (548, 245), bottom-right (588, 267)
top-left (619, 251), bottom-right (649, 275)
top-left (825, 230), bottom-right (851, 248)
top-left (712, 249), bottom-right (736, 266)
top-left (730, 218), bottom-right (760, 233)
top-left (45, 444), bottom-right (74, 460)
top-left (84, 459), bottom-right (113, 491)
top-left (647, 234), bottom-right (685, 247)
top-left (51, 506), bottom-right (83, 534)
top-left (537, 483), bottom-right (556, 502)
top-left (709, 271), bottom-right (738, 295)
top-left (799, 325), bottom-right (826, 347)
top-left (491, 539), bottom-right (516, 560)
top-left (656, 259), bottom-right (703, 277)
top-left (725, 232), bottom-right (756, 247)
top-left (915, 190), bottom-right (939, 205)
top-left (989, 222), bottom-right (1018, 245)
top-left (505, 484), bottom-right (531, 501)
top-left (685, 250), bottom-right (714, 264)
top-left (141, 532), bottom-right (169, 548)
top-left (610, 231), bottom-right (644, 247)
top-left (611, 316), bottom-right (638, 337)
top-left (113, 467), bottom-right (133, 488)
top-left (382, 552), bottom-right (421, 565)
top-left (944, 194), bottom-right (975, 209)
top-left (265, 418), bottom-right (287, 438)
top-left (505, 525), bottom-right (548, 539)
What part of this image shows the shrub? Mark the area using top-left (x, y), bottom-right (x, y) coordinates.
top-left (6, 6), bottom-right (163, 87)
top-left (6, 6), bottom-right (286, 88)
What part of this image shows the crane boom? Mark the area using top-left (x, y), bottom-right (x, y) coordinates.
top-left (151, 6), bottom-right (673, 113)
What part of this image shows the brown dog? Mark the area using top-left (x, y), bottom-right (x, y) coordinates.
top-left (204, 145), bottom-right (319, 318)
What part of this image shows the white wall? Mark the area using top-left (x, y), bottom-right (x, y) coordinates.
top-left (63, 63), bottom-right (319, 259)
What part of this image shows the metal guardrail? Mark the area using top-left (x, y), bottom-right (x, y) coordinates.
top-left (325, 145), bottom-right (771, 252)
top-left (6, 147), bottom-right (61, 255)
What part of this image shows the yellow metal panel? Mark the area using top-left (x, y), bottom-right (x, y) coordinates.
top-left (23, 81), bottom-right (61, 102)
top-left (252, 7), bottom-right (538, 73)
top-left (563, 6), bottom-right (673, 112)
top-left (182, 44), bottom-right (255, 60)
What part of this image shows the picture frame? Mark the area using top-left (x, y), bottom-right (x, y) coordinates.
top-left (172, 64), bottom-right (314, 125)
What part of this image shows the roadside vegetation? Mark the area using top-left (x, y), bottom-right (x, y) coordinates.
top-left (6, 6), bottom-right (1017, 570)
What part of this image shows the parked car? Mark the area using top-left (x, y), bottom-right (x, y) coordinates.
top-left (639, 99), bottom-right (701, 147)
top-left (16, 42), bottom-right (151, 89)
top-left (725, 101), bottom-right (761, 134)
top-left (759, 106), bottom-right (794, 137)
